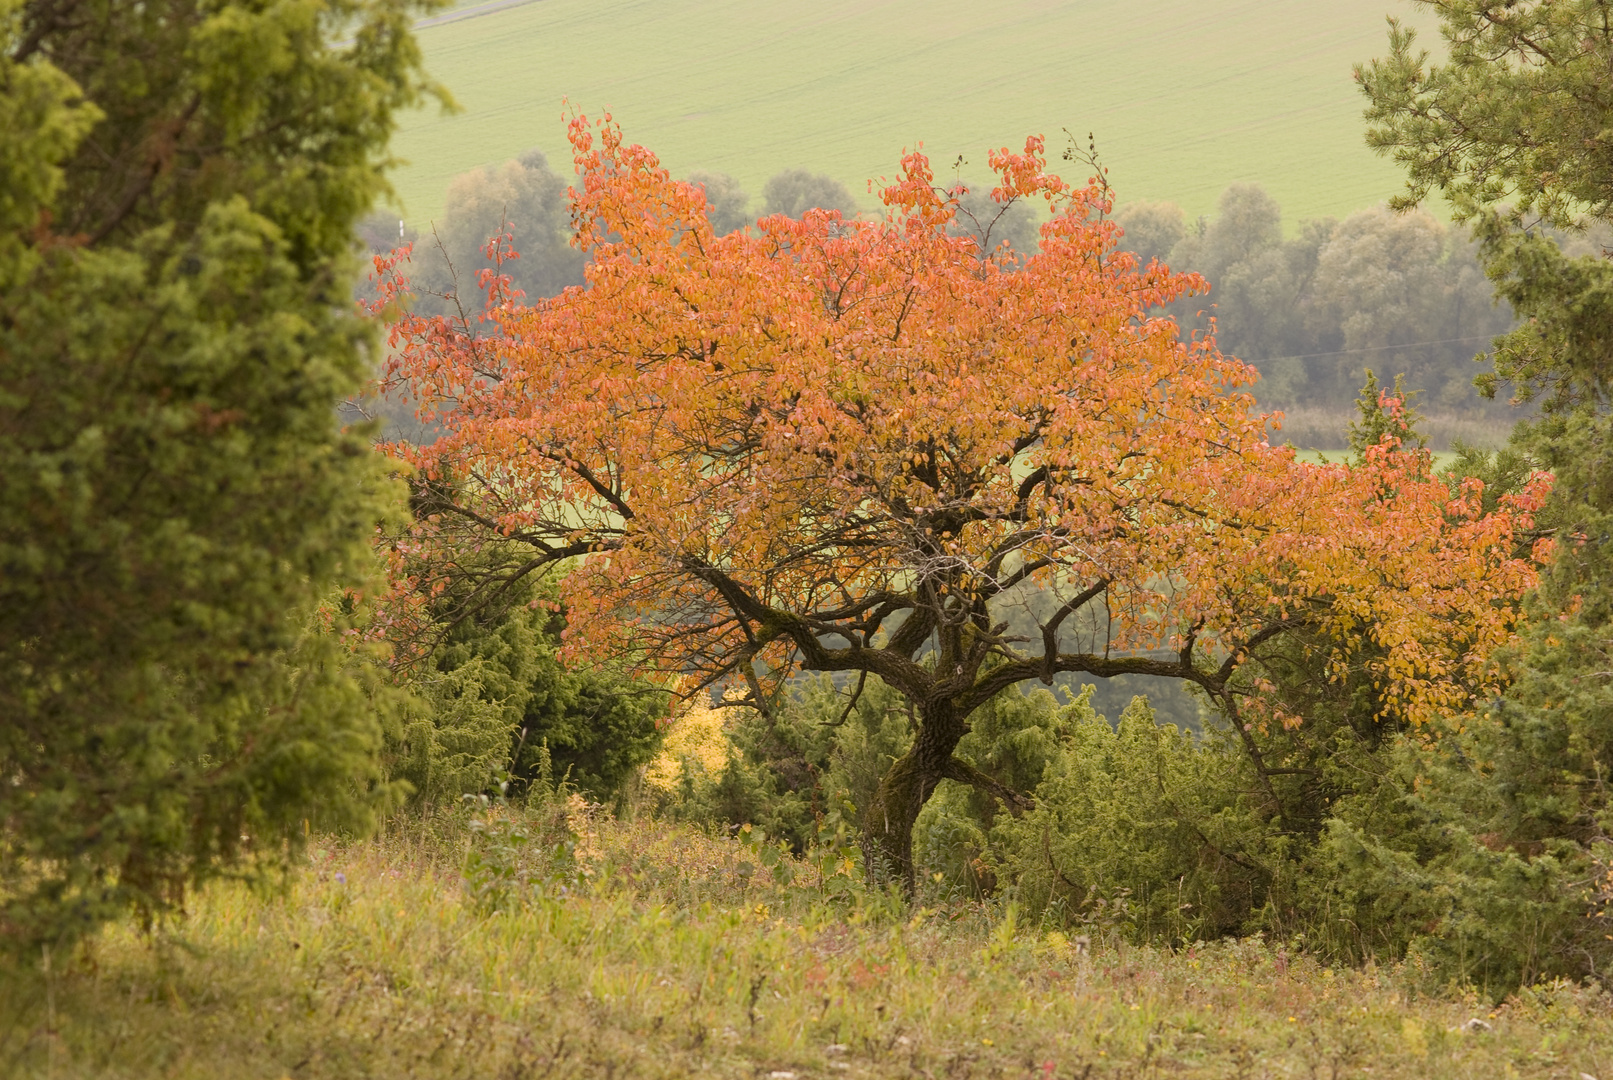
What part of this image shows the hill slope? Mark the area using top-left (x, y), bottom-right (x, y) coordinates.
top-left (388, 0), bottom-right (1438, 234)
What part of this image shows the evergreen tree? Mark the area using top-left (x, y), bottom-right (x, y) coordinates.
top-left (1362, 0), bottom-right (1613, 846)
top-left (0, 0), bottom-right (442, 946)
top-left (1348, 0), bottom-right (1613, 985)
top-left (380, 525), bottom-right (670, 809)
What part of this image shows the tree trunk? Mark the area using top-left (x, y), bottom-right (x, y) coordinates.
top-left (861, 698), bottom-right (968, 896)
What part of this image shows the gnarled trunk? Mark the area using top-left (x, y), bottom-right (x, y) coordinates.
top-left (861, 738), bottom-right (951, 895)
top-left (862, 697), bottom-right (1033, 896)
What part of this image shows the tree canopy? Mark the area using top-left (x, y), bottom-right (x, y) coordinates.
top-left (686, 169), bottom-right (752, 236)
top-left (760, 167), bottom-right (858, 220)
top-left (1358, 1), bottom-right (1613, 946)
top-left (1361, 0), bottom-right (1613, 228)
top-left (0, 0), bottom-right (441, 945)
top-left (378, 115), bottom-right (1546, 890)
top-left (410, 149), bottom-right (584, 313)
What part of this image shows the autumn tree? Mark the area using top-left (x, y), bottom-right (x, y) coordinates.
top-left (379, 116), bottom-right (1545, 892)
top-left (0, 0), bottom-right (441, 945)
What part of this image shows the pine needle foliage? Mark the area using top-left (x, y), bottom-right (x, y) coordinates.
top-left (0, 0), bottom-right (445, 948)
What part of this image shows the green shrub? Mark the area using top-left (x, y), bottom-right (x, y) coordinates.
top-left (666, 674), bottom-right (912, 850)
top-left (649, 607), bottom-right (1610, 996)
top-left (1296, 716), bottom-right (1613, 995)
top-left (914, 685), bottom-right (1085, 899)
top-left (982, 697), bottom-right (1261, 941)
top-left (387, 569), bottom-right (668, 808)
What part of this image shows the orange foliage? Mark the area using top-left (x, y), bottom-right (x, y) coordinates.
top-left (372, 114), bottom-right (1546, 870)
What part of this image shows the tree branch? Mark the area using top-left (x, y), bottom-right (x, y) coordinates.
top-left (941, 756), bottom-right (1035, 817)
top-left (823, 668), bottom-right (868, 727)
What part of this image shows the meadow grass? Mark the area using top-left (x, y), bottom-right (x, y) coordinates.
top-left (4, 799), bottom-right (1609, 1079)
top-left (387, 0), bottom-right (1444, 234)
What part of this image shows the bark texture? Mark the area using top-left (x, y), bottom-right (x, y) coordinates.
top-left (861, 697), bottom-right (1034, 895)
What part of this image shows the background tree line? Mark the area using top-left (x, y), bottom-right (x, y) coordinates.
top-left (1117, 188), bottom-right (1519, 441)
top-left (359, 158), bottom-right (863, 314)
top-left (369, 151), bottom-right (1551, 450)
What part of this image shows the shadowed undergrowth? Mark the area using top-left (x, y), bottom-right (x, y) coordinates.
top-left (2, 803), bottom-right (1608, 1079)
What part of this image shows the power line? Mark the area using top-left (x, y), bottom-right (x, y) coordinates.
top-left (1248, 334), bottom-right (1500, 365)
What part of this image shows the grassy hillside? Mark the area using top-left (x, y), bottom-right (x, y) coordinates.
top-left (6, 803), bottom-right (1607, 1078)
top-left (387, 0), bottom-right (1442, 232)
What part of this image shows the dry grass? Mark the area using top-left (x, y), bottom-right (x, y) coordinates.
top-left (3, 802), bottom-right (1610, 1079)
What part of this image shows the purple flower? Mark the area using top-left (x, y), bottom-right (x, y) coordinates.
top-left (334, 872), bottom-right (346, 885)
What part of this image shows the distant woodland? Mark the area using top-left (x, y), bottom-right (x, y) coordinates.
top-left (363, 152), bottom-right (1595, 449)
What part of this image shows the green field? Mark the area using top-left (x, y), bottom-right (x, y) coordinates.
top-left (387, 0), bottom-right (1444, 233)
